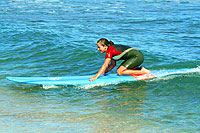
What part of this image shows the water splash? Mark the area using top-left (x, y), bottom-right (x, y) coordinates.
top-left (76, 83), bottom-right (114, 89)
top-left (42, 85), bottom-right (60, 90)
top-left (42, 82), bottom-right (118, 90)
top-left (151, 67), bottom-right (200, 81)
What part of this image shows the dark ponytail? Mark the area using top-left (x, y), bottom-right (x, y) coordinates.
top-left (109, 41), bottom-right (114, 45)
top-left (97, 38), bottom-right (114, 47)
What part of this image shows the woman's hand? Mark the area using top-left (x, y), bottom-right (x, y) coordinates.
top-left (89, 58), bottom-right (111, 82)
top-left (89, 76), bottom-right (97, 82)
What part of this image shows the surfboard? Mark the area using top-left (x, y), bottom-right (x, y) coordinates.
top-left (6, 68), bottom-right (199, 85)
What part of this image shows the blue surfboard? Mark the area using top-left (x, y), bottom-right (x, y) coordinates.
top-left (6, 68), bottom-right (199, 85)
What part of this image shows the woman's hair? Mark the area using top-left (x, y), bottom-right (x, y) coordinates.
top-left (97, 38), bottom-right (114, 47)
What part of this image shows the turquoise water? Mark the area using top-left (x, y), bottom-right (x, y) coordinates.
top-left (0, 0), bottom-right (200, 132)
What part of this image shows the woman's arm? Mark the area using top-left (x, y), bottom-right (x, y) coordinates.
top-left (89, 58), bottom-right (111, 81)
top-left (104, 59), bottom-right (116, 75)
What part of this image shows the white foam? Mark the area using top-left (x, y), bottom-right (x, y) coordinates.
top-left (42, 85), bottom-right (60, 90)
top-left (42, 83), bottom-right (115, 90)
top-left (152, 67), bottom-right (200, 82)
top-left (76, 83), bottom-right (115, 89)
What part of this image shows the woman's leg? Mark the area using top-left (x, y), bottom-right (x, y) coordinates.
top-left (117, 65), bottom-right (150, 75)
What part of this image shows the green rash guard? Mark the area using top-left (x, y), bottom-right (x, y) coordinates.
top-left (105, 44), bottom-right (144, 69)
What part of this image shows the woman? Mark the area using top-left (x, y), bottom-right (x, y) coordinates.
top-left (89, 38), bottom-right (150, 81)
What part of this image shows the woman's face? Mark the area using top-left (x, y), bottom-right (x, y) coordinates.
top-left (97, 42), bottom-right (108, 53)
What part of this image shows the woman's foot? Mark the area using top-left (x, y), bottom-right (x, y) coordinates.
top-left (141, 67), bottom-right (150, 74)
top-left (131, 67), bottom-right (155, 80)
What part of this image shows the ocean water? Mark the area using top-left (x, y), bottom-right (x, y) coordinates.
top-left (0, 0), bottom-right (200, 132)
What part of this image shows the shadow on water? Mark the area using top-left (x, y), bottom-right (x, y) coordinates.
top-left (5, 80), bottom-right (152, 113)
top-left (97, 82), bottom-right (150, 115)
top-left (62, 81), bottom-right (155, 132)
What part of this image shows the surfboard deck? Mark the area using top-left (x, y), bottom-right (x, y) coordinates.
top-left (6, 68), bottom-right (199, 85)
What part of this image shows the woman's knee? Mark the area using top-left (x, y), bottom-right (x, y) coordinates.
top-left (117, 66), bottom-right (126, 75)
top-left (117, 69), bottom-right (123, 75)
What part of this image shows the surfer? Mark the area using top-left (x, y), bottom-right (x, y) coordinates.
top-left (89, 38), bottom-right (150, 81)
